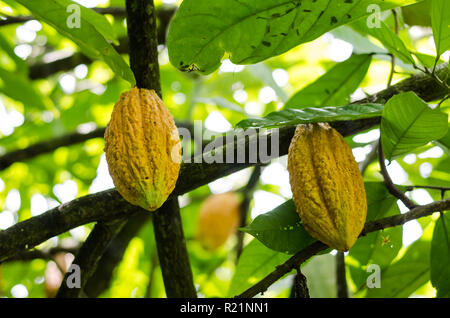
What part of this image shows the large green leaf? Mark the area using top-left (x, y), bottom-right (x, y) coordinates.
top-left (15, 0), bottom-right (134, 84)
top-left (227, 238), bottom-right (290, 297)
top-left (285, 54), bottom-right (372, 109)
top-left (432, 0), bottom-right (450, 56)
top-left (352, 20), bottom-right (415, 65)
top-left (430, 212), bottom-right (450, 297)
top-left (236, 103), bottom-right (383, 129)
top-left (247, 63), bottom-right (289, 103)
top-left (0, 67), bottom-right (51, 110)
top-left (435, 125), bottom-right (450, 154)
top-left (363, 238), bottom-right (430, 297)
top-left (167, 0), bottom-right (423, 74)
top-left (380, 92), bottom-right (449, 161)
top-left (241, 200), bottom-right (316, 254)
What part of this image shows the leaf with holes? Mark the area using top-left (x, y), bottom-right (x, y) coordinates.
top-left (380, 92), bottom-right (448, 161)
top-left (167, 0), bottom-right (423, 74)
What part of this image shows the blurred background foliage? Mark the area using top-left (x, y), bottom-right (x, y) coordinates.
top-left (0, 0), bottom-right (448, 298)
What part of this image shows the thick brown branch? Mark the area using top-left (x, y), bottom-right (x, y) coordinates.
top-left (153, 198), bottom-right (197, 297)
top-left (236, 198), bottom-right (450, 298)
top-left (55, 219), bottom-right (126, 298)
top-left (83, 212), bottom-right (151, 297)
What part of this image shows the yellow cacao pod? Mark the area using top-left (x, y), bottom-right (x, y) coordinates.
top-left (287, 123), bottom-right (367, 251)
top-left (196, 192), bottom-right (241, 250)
top-left (104, 87), bottom-right (181, 211)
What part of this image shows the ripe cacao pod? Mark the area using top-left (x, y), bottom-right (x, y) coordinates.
top-left (104, 87), bottom-right (181, 211)
top-left (287, 123), bottom-right (367, 251)
top-left (196, 192), bottom-right (241, 250)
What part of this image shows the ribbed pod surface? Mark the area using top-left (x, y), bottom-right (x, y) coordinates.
top-left (287, 123), bottom-right (367, 251)
top-left (104, 87), bottom-right (181, 211)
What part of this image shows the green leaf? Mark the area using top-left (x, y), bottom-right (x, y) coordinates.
top-left (246, 63), bottom-right (288, 103)
top-left (380, 92), bottom-right (449, 161)
top-left (435, 125), bottom-right (450, 154)
top-left (301, 253), bottom-right (336, 298)
top-left (363, 238), bottom-right (430, 297)
top-left (402, 0), bottom-right (432, 27)
top-left (15, 0), bottom-right (134, 84)
top-left (236, 103), bottom-right (383, 129)
top-left (167, 0), bottom-right (423, 74)
top-left (0, 67), bottom-right (51, 110)
top-left (348, 182), bottom-right (403, 292)
top-left (352, 19), bottom-right (415, 65)
top-left (196, 96), bottom-right (248, 115)
top-left (0, 33), bottom-right (27, 74)
top-left (241, 200), bottom-right (316, 254)
top-left (432, 0), bottom-right (450, 56)
top-left (227, 238), bottom-right (290, 297)
top-left (285, 54), bottom-right (372, 109)
top-left (430, 212), bottom-right (450, 297)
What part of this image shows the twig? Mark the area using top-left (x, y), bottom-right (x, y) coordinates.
top-left (336, 251), bottom-right (348, 298)
top-left (386, 10), bottom-right (399, 87)
top-left (358, 140), bottom-right (379, 176)
top-left (236, 198), bottom-right (450, 298)
top-left (235, 165), bottom-right (262, 262)
top-left (3, 246), bottom-right (78, 263)
top-left (404, 185), bottom-right (450, 193)
top-left (377, 141), bottom-right (417, 209)
top-left (0, 7), bottom-right (126, 27)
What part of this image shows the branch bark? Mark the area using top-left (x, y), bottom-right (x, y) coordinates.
top-left (55, 218), bottom-right (126, 298)
top-left (236, 198), bottom-right (450, 298)
top-left (153, 198), bottom-right (197, 297)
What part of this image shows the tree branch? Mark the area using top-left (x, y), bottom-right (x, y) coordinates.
top-left (378, 141), bottom-right (417, 209)
top-left (153, 198), bottom-right (197, 297)
top-left (235, 165), bottom-right (262, 262)
top-left (83, 212), bottom-right (152, 297)
top-left (336, 251), bottom-right (348, 298)
top-left (55, 218), bottom-right (126, 298)
top-left (235, 198), bottom-right (450, 298)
